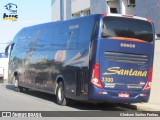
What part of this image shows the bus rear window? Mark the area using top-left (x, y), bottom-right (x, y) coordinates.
top-left (101, 17), bottom-right (153, 42)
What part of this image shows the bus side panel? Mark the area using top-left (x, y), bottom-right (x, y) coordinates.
top-left (62, 15), bottom-right (101, 100)
top-left (9, 15), bottom-right (102, 101)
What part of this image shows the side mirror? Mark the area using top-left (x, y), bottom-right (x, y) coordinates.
top-left (5, 45), bottom-right (9, 57)
top-left (5, 42), bottom-right (13, 57)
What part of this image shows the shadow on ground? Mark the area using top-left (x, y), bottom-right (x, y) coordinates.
top-left (5, 84), bottom-right (136, 111)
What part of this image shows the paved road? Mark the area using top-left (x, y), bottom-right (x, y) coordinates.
top-left (0, 83), bottom-right (135, 111)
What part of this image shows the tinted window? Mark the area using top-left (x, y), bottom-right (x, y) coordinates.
top-left (54, 25), bottom-right (67, 46)
top-left (66, 24), bottom-right (80, 49)
top-left (102, 17), bottom-right (153, 42)
top-left (79, 17), bottom-right (96, 47)
top-left (15, 30), bottom-right (35, 52)
top-left (37, 28), bottom-right (55, 51)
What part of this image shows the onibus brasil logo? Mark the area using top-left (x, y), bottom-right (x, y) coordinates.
top-left (3, 3), bottom-right (18, 21)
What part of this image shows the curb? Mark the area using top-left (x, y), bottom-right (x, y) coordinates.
top-left (134, 103), bottom-right (160, 111)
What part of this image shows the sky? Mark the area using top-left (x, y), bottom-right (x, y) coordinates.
top-left (0, 0), bottom-right (51, 52)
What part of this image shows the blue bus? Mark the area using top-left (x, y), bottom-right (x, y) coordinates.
top-left (5, 14), bottom-right (155, 105)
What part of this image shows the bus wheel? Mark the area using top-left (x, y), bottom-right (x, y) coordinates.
top-left (14, 78), bottom-right (23, 92)
top-left (24, 88), bottom-right (29, 92)
top-left (56, 82), bottom-right (69, 106)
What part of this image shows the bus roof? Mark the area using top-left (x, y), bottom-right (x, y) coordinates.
top-left (102, 13), bottom-right (152, 23)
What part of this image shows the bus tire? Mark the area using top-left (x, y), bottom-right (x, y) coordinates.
top-left (14, 77), bottom-right (23, 92)
top-left (24, 88), bottom-right (29, 92)
top-left (15, 86), bottom-right (23, 92)
top-left (56, 82), bottom-right (69, 106)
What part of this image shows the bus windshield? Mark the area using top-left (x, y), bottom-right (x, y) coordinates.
top-left (101, 16), bottom-right (153, 42)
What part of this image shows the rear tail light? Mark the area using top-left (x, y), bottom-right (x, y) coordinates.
top-left (91, 63), bottom-right (103, 88)
top-left (143, 67), bottom-right (153, 90)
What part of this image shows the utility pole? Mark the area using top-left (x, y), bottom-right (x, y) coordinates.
top-left (60, 0), bottom-right (64, 20)
top-left (119, 0), bottom-right (125, 14)
top-left (66, 0), bottom-right (72, 20)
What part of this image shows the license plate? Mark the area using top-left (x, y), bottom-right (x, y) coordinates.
top-left (118, 93), bottom-right (129, 98)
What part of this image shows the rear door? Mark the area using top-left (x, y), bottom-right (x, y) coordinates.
top-left (99, 16), bottom-right (154, 91)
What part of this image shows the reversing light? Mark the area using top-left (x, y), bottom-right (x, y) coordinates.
top-left (143, 67), bottom-right (153, 90)
top-left (140, 94), bottom-right (147, 97)
top-left (91, 63), bottom-right (103, 88)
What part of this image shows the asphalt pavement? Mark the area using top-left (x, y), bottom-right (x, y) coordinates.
top-left (0, 83), bottom-right (134, 111)
top-left (0, 83), bottom-right (160, 120)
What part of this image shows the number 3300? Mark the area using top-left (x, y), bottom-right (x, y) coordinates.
top-left (102, 77), bottom-right (114, 83)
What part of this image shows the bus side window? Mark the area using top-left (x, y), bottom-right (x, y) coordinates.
top-left (66, 25), bottom-right (80, 50)
top-left (79, 18), bottom-right (96, 48)
top-left (15, 30), bottom-right (34, 52)
top-left (37, 28), bottom-right (55, 51)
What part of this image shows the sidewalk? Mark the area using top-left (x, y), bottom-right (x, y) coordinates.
top-left (134, 103), bottom-right (160, 111)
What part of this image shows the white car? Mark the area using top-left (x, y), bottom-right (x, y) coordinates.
top-left (0, 67), bottom-right (4, 82)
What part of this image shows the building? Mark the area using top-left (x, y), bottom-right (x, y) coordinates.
top-left (51, 0), bottom-right (135, 20)
top-left (135, 0), bottom-right (160, 36)
top-left (51, 0), bottom-right (72, 20)
top-left (0, 53), bottom-right (8, 80)
top-left (51, 0), bottom-right (160, 35)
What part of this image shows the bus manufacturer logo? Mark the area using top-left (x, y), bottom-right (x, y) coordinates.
top-left (103, 67), bottom-right (147, 77)
top-left (120, 43), bottom-right (135, 48)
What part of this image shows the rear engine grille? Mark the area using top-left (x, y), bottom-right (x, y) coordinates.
top-left (104, 52), bottom-right (148, 64)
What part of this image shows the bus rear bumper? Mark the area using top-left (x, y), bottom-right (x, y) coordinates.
top-left (88, 84), bottom-right (150, 103)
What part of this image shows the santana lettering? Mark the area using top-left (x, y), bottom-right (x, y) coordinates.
top-left (103, 67), bottom-right (147, 77)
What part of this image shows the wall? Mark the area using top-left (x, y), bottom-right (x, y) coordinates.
top-left (149, 40), bottom-right (160, 104)
top-left (123, 0), bottom-right (135, 15)
top-left (51, 0), bottom-right (135, 20)
top-left (135, 0), bottom-right (160, 34)
top-left (0, 58), bottom-right (8, 80)
top-left (90, 0), bottom-right (107, 14)
top-left (51, 0), bottom-right (67, 21)
top-left (51, 0), bottom-right (60, 21)
top-left (72, 0), bottom-right (90, 14)
top-left (135, 0), bottom-right (160, 104)
top-left (90, 0), bottom-right (135, 15)
top-left (108, 0), bottom-right (119, 13)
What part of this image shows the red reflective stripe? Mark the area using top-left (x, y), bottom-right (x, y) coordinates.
top-left (147, 18), bottom-right (152, 23)
top-left (102, 13), bottom-right (107, 17)
top-left (108, 37), bottom-right (146, 43)
top-left (122, 14), bottom-right (133, 18)
top-left (143, 67), bottom-right (153, 90)
top-left (148, 67), bottom-right (153, 82)
top-left (143, 82), bottom-right (150, 90)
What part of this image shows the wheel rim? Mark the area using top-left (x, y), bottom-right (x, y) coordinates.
top-left (15, 79), bottom-right (18, 87)
top-left (58, 87), bottom-right (63, 101)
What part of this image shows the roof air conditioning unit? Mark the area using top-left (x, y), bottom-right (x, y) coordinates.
top-left (127, 0), bottom-right (135, 7)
